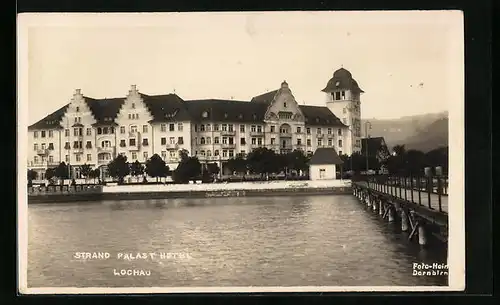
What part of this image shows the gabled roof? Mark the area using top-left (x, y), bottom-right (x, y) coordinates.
top-left (309, 147), bottom-right (344, 165)
top-left (184, 99), bottom-right (268, 123)
top-left (28, 104), bottom-right (69, 130)
top-left (141, 94), bottom-right (192, 123)
top-left (299, 105), bottom-right (346, 127)
top-left (361, 137), bottom-right (389, 156)
top-left (250, 90), bottom-right (278, 104)
top-left (85, 97), bottom-right (125, 124)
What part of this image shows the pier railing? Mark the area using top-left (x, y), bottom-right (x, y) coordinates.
top-left (353, 174), bottom-right (449, 214)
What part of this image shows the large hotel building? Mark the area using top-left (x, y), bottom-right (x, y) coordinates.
top-left (28, 68), bottom-right (364, 179)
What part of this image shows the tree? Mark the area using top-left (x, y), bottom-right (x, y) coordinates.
top-left (392, 144), bottom-right (406, 157)
top-left (425, 146), bottom-right (448, 175)
top-left (130, 160), bottom-right (145, 182)
top-left (246, 147), bottom-right (277, 178)
top-left (226, 153), bottom-right (247, 176)
top-left (27, 169), bottom-right (38, 186)
top-left (173, 155), bottom-right (202, 183)
top-left (45, 167), bottom-right (56, 181)
top-left (145, 154), bottom-right (166, 182)
top-left (405, 149), bottom-right (426, 176)
top-left (54, 162), bottom-right (69, 184)
top-left (107, 155), bottom-right (130, 184)
top-left (286, 150), bottom-right (309, 174)
top-left (80, 164), bottom-right (92, 183)
top-left (89, 168), bottom-right (101, 184)
top-left (206, 162), bottom-right (220, 177)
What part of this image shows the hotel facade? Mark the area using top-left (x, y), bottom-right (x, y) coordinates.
top-left (27, 68), bottom-right (364, 179)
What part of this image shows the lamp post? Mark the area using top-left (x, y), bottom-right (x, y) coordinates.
top-left (364, 121), bottom-right (372, 175)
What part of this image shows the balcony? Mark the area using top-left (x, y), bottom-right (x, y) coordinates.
top-left (220, 130), bottom-right (236, 136)
top-left (221, 143), bottom-right (236, 149)
top-left (36, 149), bottom-right (49, 156)
top-left (279, 132), bottom-right (292, 138)
top-left (72, 147), bottom-right (84, 153)
top-left (128, 144), bottom-right (140, 151)
top-left (316, 133), bottom-right (325, 138)
top-left (97, 146), bottom-right (114, 153)
top-left (250, 131), bottom-right (264, 136)
top-left (28, 161), bottom-right (60, 168)
top-left (165, 143), bottom-right (179, 150)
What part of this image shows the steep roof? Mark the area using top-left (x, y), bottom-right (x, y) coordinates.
top-left (322, 67), bottom-right (364, 93)
top-left (28, 104), bottom-right (69, 130)
top-left (184, 99), bottom-right (268, 123)
top-left (141, 93), bottom-right (192, 123)
top-left (309, 147), bottom-right (344, 165)
top-left (85, 97), bottom-right (125, 125)
top-left (250, 90), bottom-right (278, 104)
top-left (299, 105), bottom-right (346, 127)
top-left (361, 137), bottom-right (389, 156)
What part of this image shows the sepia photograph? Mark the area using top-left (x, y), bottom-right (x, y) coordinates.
top-left (17, 11), bottom-right (465, 293)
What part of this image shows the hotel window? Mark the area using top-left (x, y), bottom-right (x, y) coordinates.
top-left (200, 137), bottom-right (206, 145)
top-left (169, 124), bottom-right (175, 131)
top-left (128, 114), bottom-right (132, 119)
top-left (222, 137), bottom-right (228, 144)
top-left (296, 127), bottom-right (301, 133)
top-left (132, 152), bottom-right (137, 160)
top-left (257, 138), bottom-right (262, 145)
top-left (214, 124), bottom-right (219, 131)
top-left (120, 140), bottom-right (126, 147)
top-left (207, 150), bottom-right (212, 157)
top-left (102, 140), bottom-right (111, 148)
top-left (41, 131), bottom-right (46, 138)
top-left (120, 126), bottom-right (125, 134)
top-left (76, 154), bottom-right (81, 162)
top-left (214, 137), bottom-right (220, 144)
top-left (327, 128), bottom-right (332, 134)
top-left (34, 144), bottom-right (38, 151)
top-left (283, 102), bottom-right (287, 108)
top-left (200, 150), bottom-right (206, 157)
top-left (161, 137), bottom-right (166, 145)
top-left (143, 152), bottom-right (148, 160)
top-left (170, 137), bottom-right (175, 144)
top-left (257, 126), bottom-right (262, 133)
top-left (307, 139), bottom-right (311, 146)
top-left (64, 142), bottom-right (70, 149)
top-left (335, 92), bottom-right (341, 100)
top-left (87, 154), bottom-right (91, 162)
top-left (222, 124), bottom-right (227, 131)
top-left (318, 139), bottom-right (323, 146)
top-left (240, 125), bottom-right (245, 132)
top-left (228, 124), bottom-right (234, 132)
top-left (178, 123), bottom-right (183, 131)
top-left (328, 139), bottom-right (332, 146)
top-left (65, 155), bottom-right (69, 162)
top-left (170, 151), bottom-right (176, 158)
top-left (319, 169), bottom-right (326, 179)
top-left (306, 128), bottom-right (311, 134)
top-left (240, 150), bottom-right (246, 156)
top-left (214, 150), bottom-right (220, 156)
top-left (160, 124), bottom-right (166, 132)
top-left (129, 138), bottom-right (136, 146)
top-left (271, 138), bottom-right (275, 145)
top-left (206, 124), bottom-right (211, 131)
top-left (143, 125), bottom-right (148, 133)
top-left (161, 151), bottom-right (167, 160)
top-left (222, 150), bottom-right (228, 158)
top-left (84, 128), bottom-right (90, 136)
top-left (206, 137), bottom-right (211, 144)
top-left (49, 156), bottom-right (54, 163)
top-left (200, 124), bottom-right (205, 132)
top-left (48, 130), bottom-right (53, 138)
top-left (41, 143), bottom-right (46, 150)
top-left (97, 127), bottom-right (102, 135)
top-left (130, 125), bottom-right (137, 133)
top-left (142, 138), bottom-right (149, 146)
top-left (240, 138), bottom-right (246, 145)
top-left (131, 103), bottom-right (136, 109)
top-left (251, 125), bottom-right (256, 132)
top-left (48, 143), bottom-right (54, 150)
top-left (178, 137), bottom-right (184, 144)
top-left (228, 137), bottom-right (234, 145)
top-left (34, 156), bottom-right (38, 164)
top-left (228, 150), bottom-right (234, 158)
top-left (341, 91), bottom-right (346, 99)
top-left (103, 127), bottom-right (109, 134)
top-left (41, 156), bottom-right (46, 163)
top-left (338, 129), bottom-right (342, 136)
top-left (338, 140), bottom-right (343, 147)
top-left (317, 128), bottom-right (322, 134)
top-left (76, 106), bottom-right (80, 112)
top-left (64, 129), bottom-right (69, 137)
top-left (34, 131), bottom-right (38, 138)
top-left (251, 138), bottom-right (256, 145)
top-left (86, 141), bottom-right (92, 149)
top-left (297, 139), bottom-right (302, 145)
top-left (339, 150), bottom-right (342, 155)
top-left (270, 126), bottom-right (275, 133)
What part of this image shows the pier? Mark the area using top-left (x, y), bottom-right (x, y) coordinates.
top-left (352, 174), bottom-right (449, 246)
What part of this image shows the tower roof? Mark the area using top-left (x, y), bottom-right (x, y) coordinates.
top-left (322, 67), bottom-right (364, 93)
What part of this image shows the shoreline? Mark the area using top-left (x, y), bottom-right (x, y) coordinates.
top-left (28, 180), bottom-right (352, 204)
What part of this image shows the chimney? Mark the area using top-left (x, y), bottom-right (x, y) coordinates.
top-left (75, 89), bottom-right (81, 95)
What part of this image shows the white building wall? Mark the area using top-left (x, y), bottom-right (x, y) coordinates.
top-left (309, 164), bottom-right (337, 180)
top-left (153, 120), bottom-right (191, 170)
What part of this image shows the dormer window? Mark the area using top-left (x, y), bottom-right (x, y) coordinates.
top-left (335, 81), bottom-right (340, 87)
top-left (316, 117), bottom-right (320, 123)
top-left (284, 102), bottom-right (287, 108)
top-left (132, 103), bottom-right (136, 109)
top-left (76, 106), bottom-right (80, 112)
top-left (202, 111), bottom-right (208, 118)
top-left (224, 113), bottom-right (228, 118)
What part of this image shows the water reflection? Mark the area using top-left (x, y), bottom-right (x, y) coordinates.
top-left (28, 195), bottom-right (448, 288)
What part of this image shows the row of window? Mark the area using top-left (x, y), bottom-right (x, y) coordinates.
top-left (194, 136), bottom-right (342, 147)
top-left (33, 143), bottom-right (54, 151)
top-left (194, 123), bottom-right (343, 135)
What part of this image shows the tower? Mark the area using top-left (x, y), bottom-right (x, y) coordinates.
top-left (322, 68), bottom-right (364, 155)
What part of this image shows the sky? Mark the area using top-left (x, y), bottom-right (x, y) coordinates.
top-left (21, 11), bottom-right (464, 124)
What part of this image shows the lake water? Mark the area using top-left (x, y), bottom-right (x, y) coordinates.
top-left (27, 195), bottom-right (448, 288)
